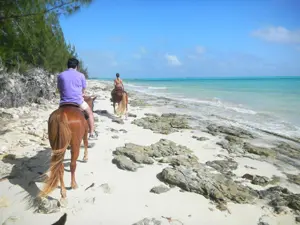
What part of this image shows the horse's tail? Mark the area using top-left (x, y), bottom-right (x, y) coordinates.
top-left (116, 92), bottom-right (127, 116)
top-left (39, 110), bottom-right (71, 198)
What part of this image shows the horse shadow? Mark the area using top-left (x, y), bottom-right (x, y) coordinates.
top-left (1, 149), bottom-right (53, 209)
top-left (1, 146), bottom-right (85, 210)
top-left (93, 109), bottom-right (116, 120)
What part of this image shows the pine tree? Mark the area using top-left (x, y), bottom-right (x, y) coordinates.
top-left (0, 0), bottom-right (92, 77)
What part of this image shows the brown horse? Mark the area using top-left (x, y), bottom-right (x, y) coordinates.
top-left (111, 87), bottom-right (128, 117)
top-left (38, 96), bottom-right (96, 200)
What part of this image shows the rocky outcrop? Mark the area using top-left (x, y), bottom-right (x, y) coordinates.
top-left (132, 113), bottom-right (191, 134)
top-left (112, 139), bottom-right (196, 170)
top-left (207, 124), bottom-right (255, 139)
top-left (286, 173), bottom-right (300, 185)
top-left (112, 139), bottom-right (258, 210)
top-left (205, 159), bottom-right (238, 176)
top-left (0, 68), bottom-right (57, 108)
top-left (244, 143), bottom-right (276, 158)
top-left (259, 186), bottom-right (300, 213)
top-left (158, 165), bottom-right (257, 210)
top-left (242, 174), bottom-right (280, 186)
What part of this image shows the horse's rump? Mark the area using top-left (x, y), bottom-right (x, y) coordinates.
top-left (113, 87), bottom-right (124, 103)
top-left (59, 103), bottom-right (89, 120)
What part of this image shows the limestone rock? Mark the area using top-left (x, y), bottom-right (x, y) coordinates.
top-left (112, 155), bottom-right (139, 172)
top-left (150, 185), bottom-right (170, 194)
top-left (132, 113), bottom-right (191, 134)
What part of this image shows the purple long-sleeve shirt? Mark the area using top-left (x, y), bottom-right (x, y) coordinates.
top-left (57, 68), bottom-right (86, 105)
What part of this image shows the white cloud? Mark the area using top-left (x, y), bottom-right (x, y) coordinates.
top-left (164, 53), bottom-right (182, 66)
top-left (252, 26), bottom-right (300, 44)
top-left (195, 46), bottom-right (206, 54)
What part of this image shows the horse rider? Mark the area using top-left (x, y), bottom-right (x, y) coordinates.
top-left (57, 58), bottom-right (98, 140)
top-left (111, 73), bottom-right (125, 98)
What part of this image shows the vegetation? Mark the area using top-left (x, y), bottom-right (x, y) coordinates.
top-left (0, 0), bottom-right (93, 77)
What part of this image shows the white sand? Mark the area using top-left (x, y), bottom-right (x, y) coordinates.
top-left (0, 80), bottom-right (299, 225)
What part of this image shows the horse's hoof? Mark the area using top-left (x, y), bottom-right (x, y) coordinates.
top-left (71, 183), bottom-right (78, 189)
top-left (59, 198), bottom-right (68, 208)
top-left (83, 157), bottom-right (88, 163)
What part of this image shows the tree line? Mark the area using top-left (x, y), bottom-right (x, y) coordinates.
top-left (0, 0), bottom-right (93, 78)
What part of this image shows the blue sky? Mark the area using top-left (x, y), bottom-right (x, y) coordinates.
top-left (60, 0), bottom-right (300, 78)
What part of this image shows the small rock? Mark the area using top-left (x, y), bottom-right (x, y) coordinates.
top-left (119, 129), bottom-right (128, 133)
top-left (112, 155), bottom-right (139, 172)
top-left (258, 222), bottom-right (269, 225)
top-left (35, 197), bottom-right (61, 214)
top-left (132, 218), bottom-right (162, 225)
top-left (296, 216), bottom-right (300, 223)
top-left (112, 118), bottom-right (124, 124)
top-left (150, 185), bottom-right (170, 194)
top-left (242, 173), bottom-right (270, 186)
top-left (112, 135), bottom-right (119, 139)
top-left (128, 113), bottom-right (137, 118)
top-left (99, 183), bottom-right (111, 194)
top-left (192, 136), bottom-right (209, 141)
top-left (88, 143), bottom-right (96, 148)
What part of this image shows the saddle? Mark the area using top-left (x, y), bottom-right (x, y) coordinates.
top-left (59, 102), bottom-right (89, 120)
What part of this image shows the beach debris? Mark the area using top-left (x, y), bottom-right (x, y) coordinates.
top-left (85, 183), bottom-right (95, 191)
top-left (150, 185), bottom-right (170, 194)
top-left (161, 216), bottom-right (184, 225)
top-left (132, 113), bottom-right (191, 134)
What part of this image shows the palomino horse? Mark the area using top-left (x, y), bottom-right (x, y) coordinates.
top-left (38, 96), bottom-right (96, 200)
top-left (111, 87), bottom-right (128, 117)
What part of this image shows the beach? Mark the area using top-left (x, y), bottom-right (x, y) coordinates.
top-left (1, 79), bottom-right (300, 225)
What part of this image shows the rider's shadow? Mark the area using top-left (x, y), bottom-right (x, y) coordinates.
top-left (1, 149), bottom-right (55, 209)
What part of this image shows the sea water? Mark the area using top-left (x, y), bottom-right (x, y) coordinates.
top-left (98, 77), bottom-right (300, 138)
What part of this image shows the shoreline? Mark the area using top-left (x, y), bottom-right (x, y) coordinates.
top-left (0, 79), bottom-right (300, 225)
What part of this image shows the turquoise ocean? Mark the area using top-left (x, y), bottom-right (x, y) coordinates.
top-left (99, 77), bottom-right (300, 138)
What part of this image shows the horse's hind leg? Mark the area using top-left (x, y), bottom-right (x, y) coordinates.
top-left (113, 102), bottom-right (116, 114)
top-left (59, 163), bottom-right (67, 203)
top-left (83, 129), bottom-right (88, 162)
top-left (70, 139), bottom-right (80, 189)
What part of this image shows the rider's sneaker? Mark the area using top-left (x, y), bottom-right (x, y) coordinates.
top-left (88, 132), bottom-right (98, 140)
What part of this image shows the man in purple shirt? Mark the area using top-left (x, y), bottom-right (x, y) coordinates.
top-left (57, 58), bottom-right (97, 139)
